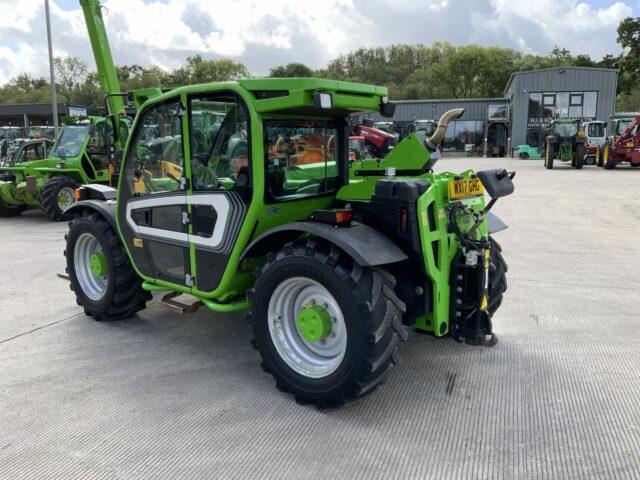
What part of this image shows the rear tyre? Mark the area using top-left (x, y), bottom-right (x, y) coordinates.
top-left (519, 152), bottom-right (529, 160)
top-left (488, 236), bottom-right (508, 316)
top-left (574, 145), bottom-right (584, 169)
top-left (544, 144), bottom-right (554, 169)
top-left (0, 198), bottom-right (27, 217)
top-left (249, 238), bottom-right (408, 408)
top-left (39, 176), bottom-right (80, 221)
top-left (65, 210), bottom-right (151, 321)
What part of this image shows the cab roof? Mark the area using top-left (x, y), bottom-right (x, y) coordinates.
top-left (133, 78), bottom-right (389, 117)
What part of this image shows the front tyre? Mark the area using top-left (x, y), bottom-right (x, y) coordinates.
top-left (0, 198), bottom-right (27, 217)
top-left (39, 176), bottom-right (80, 221)
top-left (250, 238), bottom-right (407, 408)
top-left (65, 210), bottom-right (151, 321)
top-left (602, 144), bottom-right (617, 169)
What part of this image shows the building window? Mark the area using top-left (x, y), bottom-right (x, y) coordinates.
top-left (526, 91), bottom-right (598, 146)
top-left (442, 120), bottom-right (485, 152)
top-left (583, 92), bottom-right (597, 118)
top-left (570, 93), bottom-right (583, 106)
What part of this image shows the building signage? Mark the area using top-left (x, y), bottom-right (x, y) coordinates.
top-left (68, 107), bottom-right (87, 117)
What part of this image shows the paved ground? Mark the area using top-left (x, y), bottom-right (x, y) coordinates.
top-left (1, 157), bottom-right (639, 479)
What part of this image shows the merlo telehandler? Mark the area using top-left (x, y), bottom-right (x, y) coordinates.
top-left (63, 77), bottom-right (514, 408)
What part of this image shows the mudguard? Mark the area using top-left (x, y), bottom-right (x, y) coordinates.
top-left (486, 211), bottom-right (508, 234)
top-left (65, 199), bottom-right (117, 229)
top-left (241, 221), bottom-right (408, 267)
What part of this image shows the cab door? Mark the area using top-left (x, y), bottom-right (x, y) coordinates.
top-left (185, 91), bottom-right (251, 293)
top-left (117, 95), bottom-right (193, 288)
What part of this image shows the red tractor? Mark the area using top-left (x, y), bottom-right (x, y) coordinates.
top-left (599, 115), bottom-right (640, 169)
top-left (352, 123), bottom-right (398, 158)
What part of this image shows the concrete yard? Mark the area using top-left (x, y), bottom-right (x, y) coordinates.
top-left (1, 157), bottom-right (639, 479)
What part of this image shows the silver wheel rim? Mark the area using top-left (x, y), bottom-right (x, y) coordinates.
top-left (268, 277), bottom-right (347, 379)
top-left (74, 232), bottom-right (109, 301)
top-left (57, 187), bottom-right (76, 210)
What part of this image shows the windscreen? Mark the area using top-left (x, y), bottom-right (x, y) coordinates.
top-left (553, 123), bottom-right (578, 137)
top-left (616, 120), bottom-right (632, 135)
top-left (53, 124), bottom-right (90, 158)
top-left (587, 123), bottom-right (604, 138)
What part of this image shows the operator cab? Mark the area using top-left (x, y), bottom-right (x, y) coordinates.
top-left (115, 79), bottom-right (393, 292)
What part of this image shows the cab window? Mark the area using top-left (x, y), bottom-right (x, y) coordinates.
top-left (125, 100), bottom-right (184, 195)
top-left (264, 119), bottom-right (339, 201)
top-left (587, 123), bottom-right (604, 138)
top-left (188, 92), bottom-right (249, 192)
top-left (18, 143), bottom-right (47, 163)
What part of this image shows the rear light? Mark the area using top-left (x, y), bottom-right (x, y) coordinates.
top-left (75, 187), bottom-right (87, 200)
top-left (310, 209), bottom-right (353, 226)
top-left (335, 210), bottom-right (352, 224)
top-left (400, 207), bottom-right (407, 234)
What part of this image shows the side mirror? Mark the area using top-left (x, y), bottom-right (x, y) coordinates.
top-left (380, 100), bottom-right (396, 118)
top-left (477, 169), bottom-right (515, 199)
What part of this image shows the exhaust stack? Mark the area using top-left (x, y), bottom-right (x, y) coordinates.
top-left (425, 108), bottom-right (465, 151)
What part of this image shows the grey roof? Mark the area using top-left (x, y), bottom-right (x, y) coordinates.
top-left (504, 66), bottom-right (619, 96)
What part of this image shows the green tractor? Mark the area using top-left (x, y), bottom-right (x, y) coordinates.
top-left (64, 78), bottom-right (514, 408)
top-left (543, 119), bottom-right (586, 169)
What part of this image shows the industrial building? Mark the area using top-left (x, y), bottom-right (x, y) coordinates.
top-left (0, 103), bottom-right (91, 135)
top-left (366, 66), bottom-right (619, 156)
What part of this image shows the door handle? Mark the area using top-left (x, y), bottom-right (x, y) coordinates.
top-left (132, 208), bottom-right (151, 226)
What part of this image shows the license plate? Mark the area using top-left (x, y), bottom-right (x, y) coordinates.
top-left (449, 178), bottom-right (484, 200)
top-left (627, 141), bottom-right (634, 149)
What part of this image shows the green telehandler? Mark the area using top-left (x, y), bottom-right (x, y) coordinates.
top-left (63, 77), bottom-right (514, 408)
top-left (0, 0), bottom-right (130, 220)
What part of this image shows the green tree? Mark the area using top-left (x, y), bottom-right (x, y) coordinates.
top-left (270, 62), bottom-right (313, 77)
top-left (53, 56), bottom-right (89, 104)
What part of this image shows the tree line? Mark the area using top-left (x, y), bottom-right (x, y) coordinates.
top-left (2, 17), bottom-right (640, 110)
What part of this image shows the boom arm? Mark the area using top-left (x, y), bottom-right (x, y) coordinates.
top-left (614, 116), bottom-right (640, 149)
top-left (79, 0), bottom-right (124, 116)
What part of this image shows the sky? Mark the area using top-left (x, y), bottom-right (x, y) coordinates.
top-left (0, 0), bottom-right (637, 85)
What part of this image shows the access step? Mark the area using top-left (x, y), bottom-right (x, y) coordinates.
top-left (159, 292), bottom-right (204, 314)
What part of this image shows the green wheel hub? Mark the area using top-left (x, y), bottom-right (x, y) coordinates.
top-left (89, 252), bottom-right (108, 277)
top-left (296, 304), bottom-right (332, 343)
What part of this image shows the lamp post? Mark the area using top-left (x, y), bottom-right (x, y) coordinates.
top-left (45, 0), bottom-right (59, 137)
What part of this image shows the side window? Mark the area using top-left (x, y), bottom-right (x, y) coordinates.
top-left (264, 120), bottom-right (339, 201)
top-left (189, 93), bottom-right (249, 191)
top-left (125, 100), bottom-right (184, 195)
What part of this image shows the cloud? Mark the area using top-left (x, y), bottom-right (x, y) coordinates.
top-left (0, 0), bottom-right (634, 85)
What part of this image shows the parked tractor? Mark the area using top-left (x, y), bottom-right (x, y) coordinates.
top-left (543, 119), bottom-right (586, 169)
top-left (352, 122), bottom-right (398, 158)
top-left (63, 78), bottom-right (514, 408)
top-left (598, 115), bottom-right (640, 169)
top-left (414, 119), bottom-right (437, 137)
top-left (581, 120), bottom-right (606, 165)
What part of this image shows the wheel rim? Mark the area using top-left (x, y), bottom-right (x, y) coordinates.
top-left (57, 187), bottom-right (76, 210)
top-left (74, 232), bottom-right (109, 301)
top-left (267, 277), bottom-right (347, 379)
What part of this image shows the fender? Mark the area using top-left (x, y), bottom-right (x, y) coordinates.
top-left (486, 211), bottom-right (508, 234)
top-left (241, 221), bottom-right (408, 267)
top-left (65, 199), bottom-right (117, 230)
